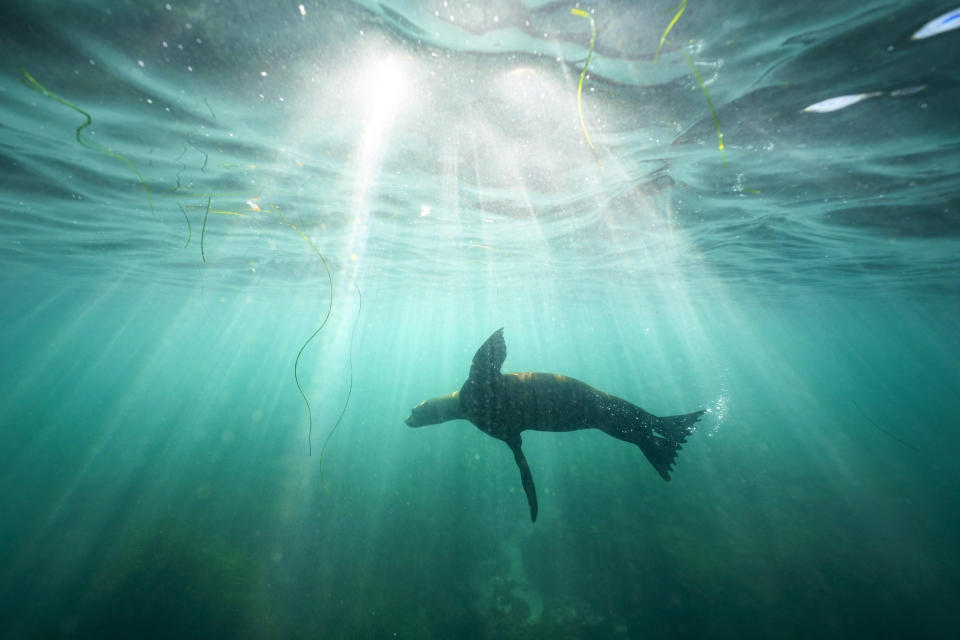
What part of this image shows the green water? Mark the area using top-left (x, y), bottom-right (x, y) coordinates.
top-left (2, 0), bottom-right (959, 638)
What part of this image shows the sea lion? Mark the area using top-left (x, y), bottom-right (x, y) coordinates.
top-left (405, 328), bottom-right (704, 522)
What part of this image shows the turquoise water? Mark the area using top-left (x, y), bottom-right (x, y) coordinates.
top-left (2, 0), bottom-right (959, 637)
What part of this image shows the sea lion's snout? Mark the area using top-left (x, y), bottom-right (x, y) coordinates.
top-left (405, 401), bottom-right (428, 427)
top-left (404, 392), bottom-right (463, 428)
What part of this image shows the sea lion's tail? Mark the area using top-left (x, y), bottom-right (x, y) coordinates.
top-left (635, 410), bottom-right (704, 481)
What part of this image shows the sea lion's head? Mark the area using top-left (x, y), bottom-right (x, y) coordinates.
top-left (405, 391), bottom-right (463, 427)
top-left (405, 400), bottom-right (440, 427)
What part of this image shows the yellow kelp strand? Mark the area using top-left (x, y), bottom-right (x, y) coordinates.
top-left (182, 204), bottom-right (250, 216)
top-left (570, 8), bottom-right (602, 167)
top-left (172, 189), bottom-right (252, 198)
top-left (682, 51), bottom-right (725, 165)
top-left (270, 206), bottom-right (334, 457)
top-left (653, 0), bottom-right (688, 63)
top-left (20, 68), bottom-right (154, 215)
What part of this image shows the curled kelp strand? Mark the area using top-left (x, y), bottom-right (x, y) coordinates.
top-left (175, 145), bottom-right (188, 191)
top-left (271, 206), bottom-right (334, 457)
top-left (200, 195), bottom-right (211, 262)
top-left (851, 400), bottom-right (919, 452)
top-left (653, 0), bottom-right (688, 63)
top-left (203, 97), bottom-right (216, 119)
top-left (318, 276), bottom-right (362, 487)
top-left (186, 134), bottom-right (209, 173)
top-left (682, 51), bottom-right (726, 165)
top-left (177, 203), bottom-right (192, 248)
top-left (570, 7), bottom-right (603, 167)
top-left (20, 67), bottom-right (155, 216)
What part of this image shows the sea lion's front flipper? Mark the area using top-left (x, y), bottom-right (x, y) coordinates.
top-left (506, 437), bottom-right (538, 522)
top-left (469, 328), bottom-right (506, 382)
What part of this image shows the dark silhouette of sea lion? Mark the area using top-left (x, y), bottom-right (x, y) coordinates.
top-left (405, 328), bottom-right (704, 521)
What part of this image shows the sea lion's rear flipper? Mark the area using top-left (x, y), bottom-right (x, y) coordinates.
top-left (653, 409), bottom-right (705, 444)
top-left (635, 409), bottom-right (705, 481)
top-left (469, 328), bottom-right (506, 382)
top-left (506, 437), bottom-right (538, 522)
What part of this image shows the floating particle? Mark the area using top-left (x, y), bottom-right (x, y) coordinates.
top-left (889, 84), bottom-right (926, 97)
top-left (802, 92), bottom-right (882, 113)
top-left (912, 7), bottom-right (960, 39)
